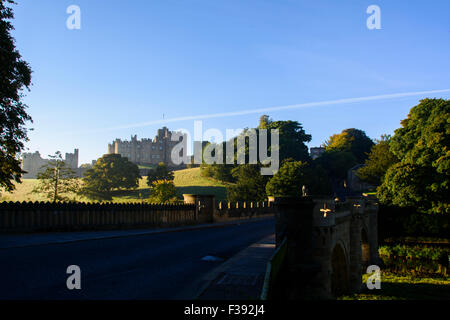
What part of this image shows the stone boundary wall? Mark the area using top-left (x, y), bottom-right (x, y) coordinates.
top-left (215, 201), bottom-right (274, 221)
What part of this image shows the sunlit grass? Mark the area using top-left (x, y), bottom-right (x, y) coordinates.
top-left (0, 167), bottom-right (231, 202)
top-left (340, 270), bottom-right (450, 300)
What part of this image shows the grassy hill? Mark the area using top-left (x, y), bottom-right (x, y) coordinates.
top-left (173, 167), bottom-right (231, 201)
top-left (0, 167), bottom-right (231, 203)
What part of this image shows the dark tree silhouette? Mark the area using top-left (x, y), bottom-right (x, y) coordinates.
top-left (0, 0), bottom-right (33, 191)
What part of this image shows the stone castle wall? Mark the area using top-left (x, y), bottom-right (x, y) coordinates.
top-left (107, 127), bottom-right (185, 167)
top-left (21, 149), bottom-right (80, 179)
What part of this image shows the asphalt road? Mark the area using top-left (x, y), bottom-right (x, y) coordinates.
top-left (0, 218), bottom-right (274, 300)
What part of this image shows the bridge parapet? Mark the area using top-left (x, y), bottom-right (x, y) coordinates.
top-left (270, 194), bottom-right (380, 298)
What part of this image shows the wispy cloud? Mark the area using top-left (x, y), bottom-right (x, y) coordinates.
top-left (68, 89), bottom-right (450, 134)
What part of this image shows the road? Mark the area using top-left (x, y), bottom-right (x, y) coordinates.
top-left (0, 218), bottom-right (274, 300)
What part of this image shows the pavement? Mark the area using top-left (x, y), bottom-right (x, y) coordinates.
top-left (195, 233), bottom-right (276, 300)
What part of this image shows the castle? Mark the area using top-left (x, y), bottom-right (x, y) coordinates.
top-left (21, 149), bottom-right (80, 178)
top-left (107, 127), bottom-right (185, 167)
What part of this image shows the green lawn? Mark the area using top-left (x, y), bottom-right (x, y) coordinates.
top-left (0, 167), bottom-right (231, 203)
top-left (138, 164), bottom-right (156, 170)
top-left (339, 270), bottom-right (450, 300)
top-left (173, 167), bottom-right (231, 201)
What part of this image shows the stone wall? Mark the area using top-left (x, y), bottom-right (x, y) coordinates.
top-left (272, 195), bottom-right (379, 299)
top-left (108, 127), bottom-right (187, 167)
top-left (21, 149), bottom-right (80, 179)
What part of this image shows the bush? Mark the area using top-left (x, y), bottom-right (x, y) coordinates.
top-left (148, 180), bottom-right (179, 203)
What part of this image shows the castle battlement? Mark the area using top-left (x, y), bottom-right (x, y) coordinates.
top-left (107, 127), bottom-right (185, 167)
top-left (21, 149), bottom-right (80, 179)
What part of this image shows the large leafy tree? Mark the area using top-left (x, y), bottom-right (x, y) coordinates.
top-left (32, 152), bottom-right (80, 202)
top-left (0, 0), bottom-right (33, 191)
top-left (314, 150), bottom-right (357, 181)
top-left (200, 116), bottom-right (312, 183)
top-left (324, 128), bottom-right (374, 163)
top-left (265, 120), bottom-right (311, 163)
top-left (266, 160), bottom-right (332, 197)
top-left (81, 154), bottom-right (140, 200)
top-left (227, 164), bottom-right (268, 202)
top-left (378, 98), bottom-right (450, 216)
top-left (357, 135), bottom-right (399, 186)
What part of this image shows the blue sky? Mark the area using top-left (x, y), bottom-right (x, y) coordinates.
top-left (11, 0), bottom-right (450, 164)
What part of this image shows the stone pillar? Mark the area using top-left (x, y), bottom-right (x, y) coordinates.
top-left (367, 200), bottom-right (380, 265)
top-left (183, 194), bottom-right (198, 221)
top-left (349, 214), bottom-right (362, 293)
top-left (273, 196), bottom-right (323, 299)
top-left (183, 194), bottom-right (216, 223)
top-left (348, 197), bottom-right (364, 293)
top-left (310, 198), bottom-right (336, 298)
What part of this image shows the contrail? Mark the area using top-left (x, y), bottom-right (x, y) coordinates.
top-left (78, 89), bottom-right (450, 133)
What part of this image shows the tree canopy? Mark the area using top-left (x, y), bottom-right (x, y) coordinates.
top-left (0, 0), bottom-right (33, 191)
top-left (324, 128), bottom-right (374, 163)
top-left (227, 164), bottom-right (268, 202)
top-left (314, 150), bottom-right (357, 181)
top-left (378, 98), bottom-right (449, 216)
top-left (148, 179), bottom-right (179, 203)
top-left (32, 151), bottom-right (80, 202)
top-left (266, 160), bottom-right (332, 197)
top-left (147, 162), bottom-right (174, 186)
top-left (357, 135), bottom-right (399, 186)
top-left (200, 116), bottom-right (312, 184)
top-left (264, 119), bottom-right (311, 163)
top-left (80, 154), bottom-right (140, 200)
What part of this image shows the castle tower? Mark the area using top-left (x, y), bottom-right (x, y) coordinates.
top-left (65, 149), bottom-right (79, 169)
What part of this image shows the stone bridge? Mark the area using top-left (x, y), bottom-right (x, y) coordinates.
top-left (273, 195), bottom-right (379, 298)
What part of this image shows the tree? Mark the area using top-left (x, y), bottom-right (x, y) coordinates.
top-left (378, 98), bottom-right (450, 216)
top-left (200, 163), bottom-right (234, 183)
top-left (266, 120), bottom-right (311, 163)
top-left (148, 179), bottom-right (179, 203)
top-left (266, 160), bottom-right (332, 197)
top-left (357, 135), bottom-right (399, 186)
top-left (227, 165), bottom-right (268, 202)
top-left (32, 152), bottom-right (80, 202)
top-left (200, 116), bottom-right (312, 182)
top-left (0, 0), bottom-right (33, 191)
top-left (80, 154), bottom-right (140, 200)
top-left (258, 114), bottom-right (272, 129)
top-left (324, 128), bottom-right (374, 163)
top-left (147, 162), bottom-right (174, 186)
top-left (314, 150), bottom-right (357, 181)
